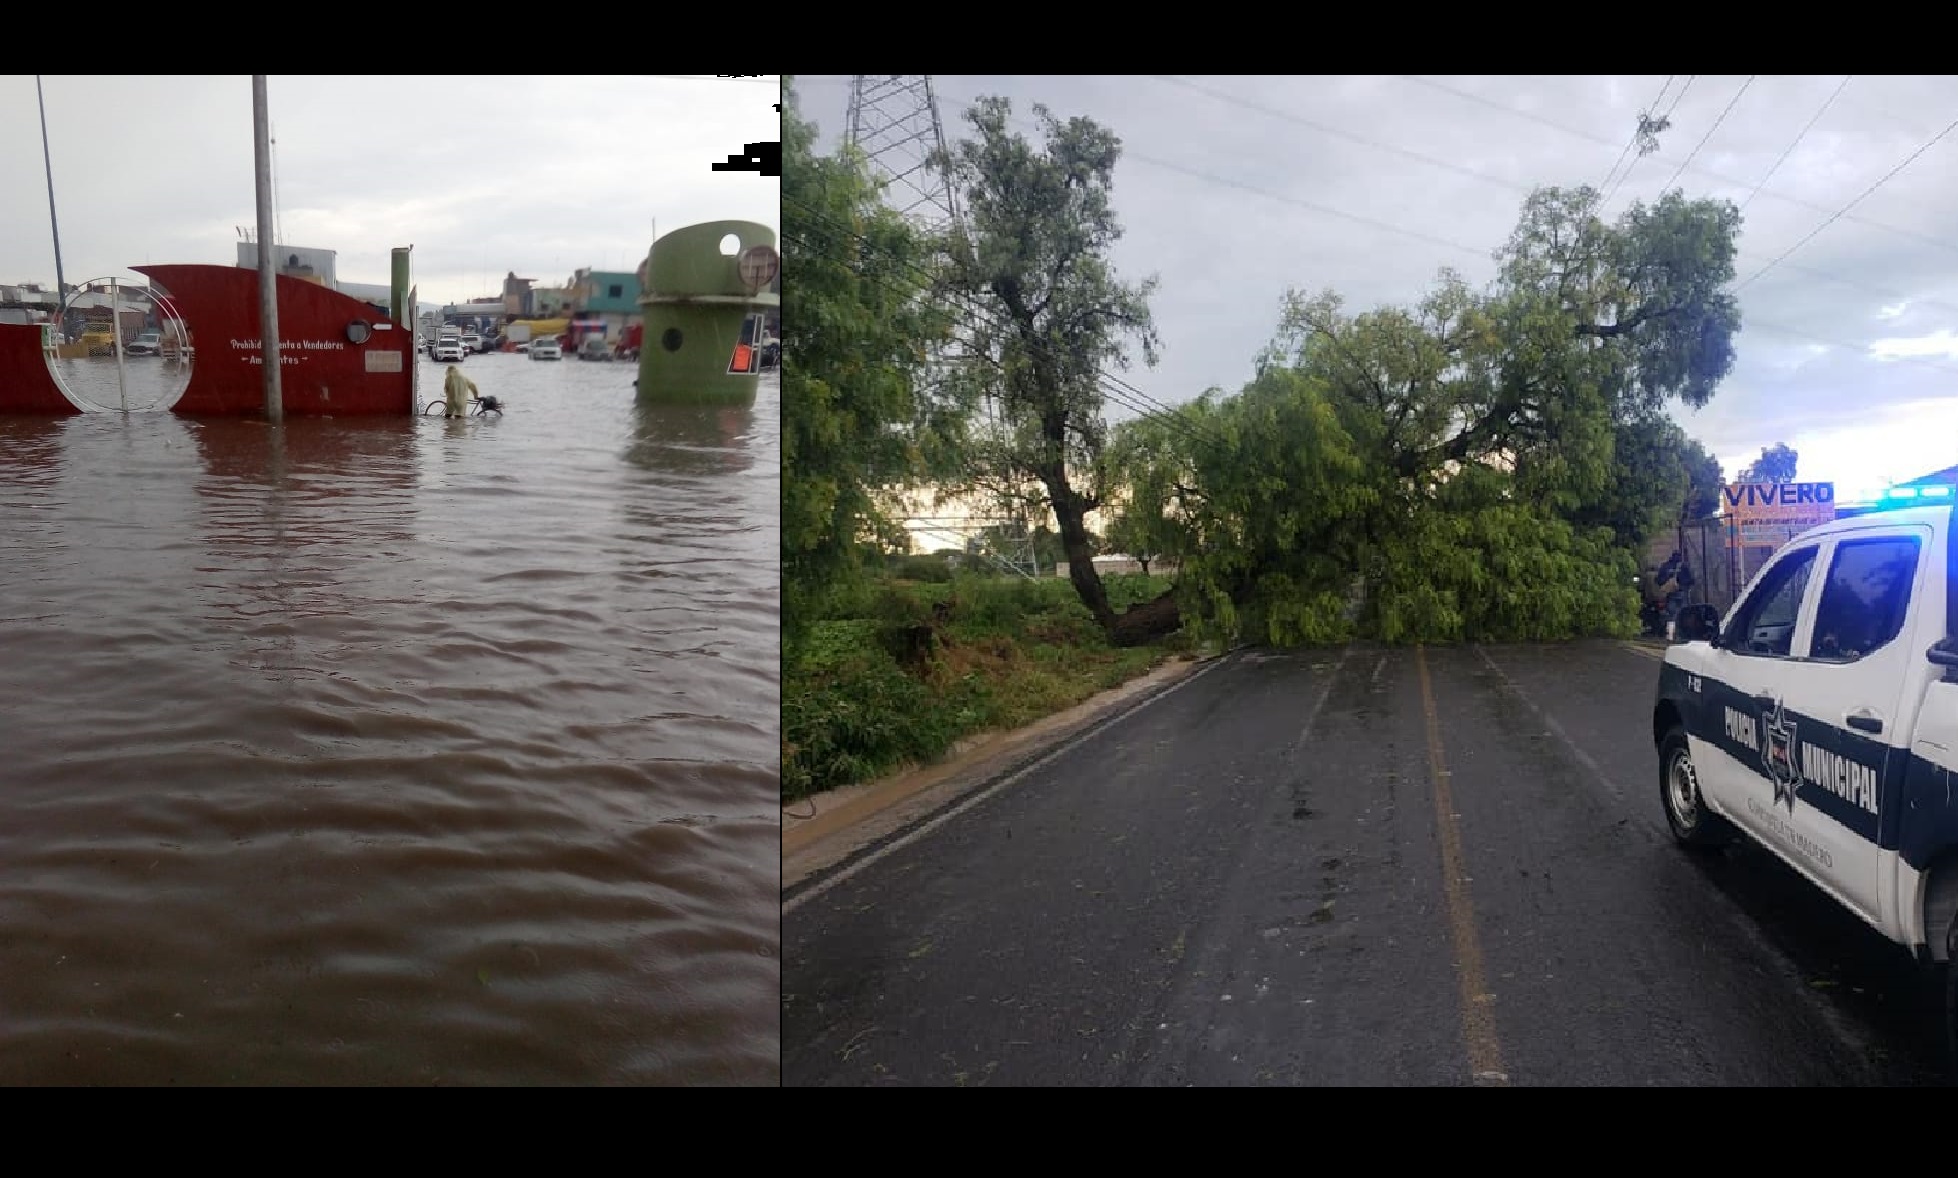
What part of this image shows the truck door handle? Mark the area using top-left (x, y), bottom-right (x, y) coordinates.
top-left (1846, 711), bottom-right (1883, 734)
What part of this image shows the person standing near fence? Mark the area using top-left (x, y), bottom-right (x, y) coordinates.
top-left (1658, 552), bottom-right (1695, 638)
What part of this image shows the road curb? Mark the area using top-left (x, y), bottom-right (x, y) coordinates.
top-left (783, 650), bottom-right (1226, 896)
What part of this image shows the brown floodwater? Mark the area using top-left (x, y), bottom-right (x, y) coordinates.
top-left (0, 354), bottom-right (780, 1085)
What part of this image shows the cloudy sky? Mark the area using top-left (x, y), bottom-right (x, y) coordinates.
top-left (794, 74), bottom-right (1958, 506)
top-left (2, 74), bottom-right (779, 310)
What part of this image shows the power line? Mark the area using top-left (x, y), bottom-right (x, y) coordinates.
top-left (1151, 75), bottom-right (1540, 196)
top-left (1127, 148), bottom-right (1489, 260)
top-left (1745, 317), bottom-right (1958, 378)
top-left (1401, 73), bottom-right (1958, 261)
top-left (1661, 79), bottom-right (1696, 119)
top-left (1739, 112), bottom-right (1958, 290)
top-left (800, 81), bottom-right (1958, 485)
top-left (783, 194), bottom-right (1227, 449)
top-left (794, 155), bottom-right (1958, 478)
top-left (1603, 76), bottom-right (1694, 206)
top-left (1741, 75), bottom-right (1851, 212)
top-left (1139, 76), bottom-right (1958, 326)
top-left (1767, 256), bottom-right (1958, 328)
top-left (929, 88), bottom-right (1958, 380)
top-left (1598, 76), bottom-right (1674, 198)
top-left (1664, 75), bottom-right (1755, 191)
top-left (920, 81), bottom-right (1489, 264)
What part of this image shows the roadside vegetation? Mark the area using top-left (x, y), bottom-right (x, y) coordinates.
top-left (783, 568), bottom-right (1187, 801)
top-left (783, 75), bottom-right (1746, 801)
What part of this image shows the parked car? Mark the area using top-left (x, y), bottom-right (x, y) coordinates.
top-left (125, 329), bottom-right (164, 356)
top-left (529, 337), bottom-right (562, 361)
top-left (461, 331), bottom-right (484, 354)
top-left (432, 338), bottom-right (467, 363)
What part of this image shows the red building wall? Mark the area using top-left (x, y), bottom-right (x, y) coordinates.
top-left (0, 264), bottom-right (414, 417)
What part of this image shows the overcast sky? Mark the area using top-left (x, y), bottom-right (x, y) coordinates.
top-left (2, 74), bottom-right (779, 310)
top-left (795, 74), bottom-right (1958, 506)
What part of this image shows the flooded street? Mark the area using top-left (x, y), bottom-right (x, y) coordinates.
top-left (0, 354), bottom-right (780, 1085)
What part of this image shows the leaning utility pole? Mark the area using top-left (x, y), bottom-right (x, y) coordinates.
top-left (36, 77), bottom-right (67, 310)
top-left (252, 75), bottom-right (282, 421)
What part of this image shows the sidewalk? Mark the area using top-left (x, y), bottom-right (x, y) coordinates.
top-left (783, 651), bottom-right (1217, 893)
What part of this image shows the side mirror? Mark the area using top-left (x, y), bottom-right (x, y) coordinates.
top-left (1675, 603), bottom-right (1721, 645)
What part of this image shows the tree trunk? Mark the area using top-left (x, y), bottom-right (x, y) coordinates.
top-left (1036, 405), bottom-right (1117, 635)
top-left (1052, 483), bottom-right (1116, 633)
top-left (1111, 587), bottom-right (1181, 647)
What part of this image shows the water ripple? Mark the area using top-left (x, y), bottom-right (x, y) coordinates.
top-left (0, 365), bottom-right (779, 1084)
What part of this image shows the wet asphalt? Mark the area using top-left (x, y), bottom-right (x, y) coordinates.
top-left (782, 640), bottom-right (1954, 1087)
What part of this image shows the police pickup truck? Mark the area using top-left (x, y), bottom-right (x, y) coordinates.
top-left (1653, 488), bottom-right (1958, 1058)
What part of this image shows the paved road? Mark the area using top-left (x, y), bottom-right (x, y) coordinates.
top-left (782, 641), bottom-right (1952, 1086)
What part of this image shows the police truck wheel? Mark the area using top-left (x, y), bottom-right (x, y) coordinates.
top-left (1944, 915), bottom-right (1958, 1085)
top-left (1660, 726), bottom-right (1732, 850)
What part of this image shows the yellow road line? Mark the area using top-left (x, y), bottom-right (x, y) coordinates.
top-left (1417, 645), bottom-right (1509, 1087)
top-left (1620, 641), bottom-right (1666, 662)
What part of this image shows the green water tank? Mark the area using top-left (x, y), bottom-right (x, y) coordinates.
top-left (635, 220), bottom-right (780, 405)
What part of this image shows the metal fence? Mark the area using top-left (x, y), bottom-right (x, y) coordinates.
top-left (1671, 515), bottom-right (1779, 617)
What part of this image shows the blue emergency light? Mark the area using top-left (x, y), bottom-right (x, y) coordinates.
top-left (1876, 482), bottom-right (1955, 508)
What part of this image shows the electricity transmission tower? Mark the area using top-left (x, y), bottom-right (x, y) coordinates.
top-left (912, 517), bottom-right (1041, 580)
top-left (848, 76), bottom-right (1017, 564)
top-left (844, 76), bottom-right (963, 233)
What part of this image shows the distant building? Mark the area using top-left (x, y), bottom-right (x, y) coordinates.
top-left (568, 267), bottom-right (642, 344)
top-left (0, 283), bottom-right (60, 325)
top-left (67, 285), bottom-right (148, 337)
top-left (235, 241), bottom-right (402, 318)
top-left (531, 286), bottom-right (574, 317)
top-left (1053, 555), bottom-right (1178, 578)
top-left (501, 272), bottom-right (535, 319)
top-left (237, 242), bottom-right (337, 287)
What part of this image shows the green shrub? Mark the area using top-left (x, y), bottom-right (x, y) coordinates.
top-left (784, 625), bottom-right (961, 799)
top-left (887, 553), bottom-right (956, 583)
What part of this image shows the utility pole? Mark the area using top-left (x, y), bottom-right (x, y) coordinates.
top-left (252, 75), bottom-right (283, 421)
top-left (37, 77), bottom-right (67, 318)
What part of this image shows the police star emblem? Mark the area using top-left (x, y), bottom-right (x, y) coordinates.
top-left (1761, 697), bottom-right (1802, 812)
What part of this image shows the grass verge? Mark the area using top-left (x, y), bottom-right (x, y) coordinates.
top-left (783, 571), bottom-right (1188, 802)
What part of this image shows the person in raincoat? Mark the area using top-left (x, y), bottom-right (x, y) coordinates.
top-left (443, 364), bottom-right (478, 418)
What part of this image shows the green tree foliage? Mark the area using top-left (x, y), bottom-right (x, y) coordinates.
top-left (781, 78), bottom-right (957, 654)
top-left (1264, 187), bottom-right (1740, 506)
top-left (934, 96), bottom-right (1161, 639)
top-left (1680, 436), bottom-right (1727, 522)
top-left (1106, 371), bottom-right (1374, 647)
top-left (1360, 506), bottom-right (1639, 644)
top-left (1027, 524), bottom-right (1066, 574)
top-left (1102, 506), bottom-right (1165, 575)
top-left (1567, 413), bottom-right (1729, 551)
top-left (1119, 183), bottom-right (1739, 645)
top-left (1738, 442), bottom-right (1798, 483)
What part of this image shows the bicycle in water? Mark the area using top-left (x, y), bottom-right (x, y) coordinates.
top-left (423, 394), bottom-right (503, 417)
